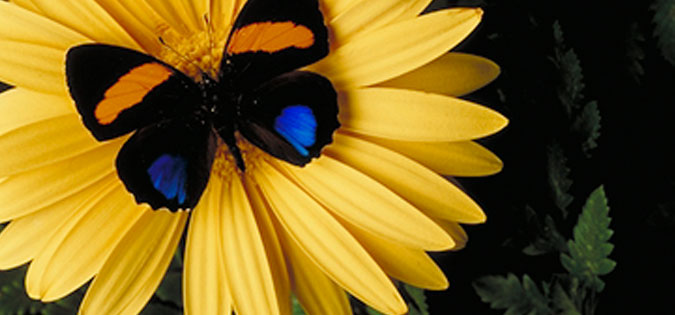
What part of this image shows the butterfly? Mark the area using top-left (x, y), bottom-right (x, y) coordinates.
top-left (65, 0), bottom-right (340, 212)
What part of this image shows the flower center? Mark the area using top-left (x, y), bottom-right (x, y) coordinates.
top-left (157, 28), bottom-right (228, 80)
top-left (154, 27), bottom-right (270, 180)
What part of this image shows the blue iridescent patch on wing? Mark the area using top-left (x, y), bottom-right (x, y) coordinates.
top-left (274, 105), bottom-right (317, 156)
top-left (147, 154), bottom-right (188, 204)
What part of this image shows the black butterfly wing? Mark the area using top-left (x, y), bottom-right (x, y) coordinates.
top-left (238, 71), bottom-right (339, 166)
top-left (221, 0), bottom-right (329, 89)
top-left (66, 44), bottom-right (200, 141)
top-left (116, 117), bottom-right (217, 211)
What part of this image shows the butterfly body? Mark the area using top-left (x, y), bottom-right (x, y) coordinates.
top-left (66, 0), bottom-right (339, 211)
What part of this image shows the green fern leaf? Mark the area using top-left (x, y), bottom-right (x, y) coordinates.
top-left (0, 266), bottom-right (81, 315)
top-left (560, 186), bottom-right (616, 292)
top-left (652, 0), bottom-right (675, 66)
top-left (473, 273), bottom-right (552, 315)
top-left (571, 101), bottom-right (602, 157)
top-left (551, 284), bottom-right (581, 315)
top-left (403, 284), bottom-right (430, 315)
top-left (547, 144), bottom-right (573, 217)
top-left (553, 21), bottom-right (585, 116)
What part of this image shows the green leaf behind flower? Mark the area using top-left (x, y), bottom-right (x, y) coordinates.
top-left (560, 186), bottom-right (616, 292)
top-left (547, 144), bottom-right (573, 217)
top-left (652, 0), bottom-right (675, 66)
top-left (571, 101), bottom-right (602, 157)
top-left (473, 273), bottom-right (552, 315)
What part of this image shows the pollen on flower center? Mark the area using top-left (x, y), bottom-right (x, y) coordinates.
top-left (157, 28), bottom-right (229, 80)
top-left (211, 137), bottom-right (270, 179)
top-left (154, 28), bottom-right (273, 179)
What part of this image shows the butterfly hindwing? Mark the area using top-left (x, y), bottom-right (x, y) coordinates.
top-left (221, 0), bottom-right (329, 88)
top-left (238, 71), bottom-right (339, 166)
top-left (66, 44), bottom-right (200, 141)
top-left (116, 116), bottom-right (217, 211)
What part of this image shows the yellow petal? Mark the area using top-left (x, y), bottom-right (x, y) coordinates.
top-left (254, 162), bottom-right (407, 315)
top-left (271, 157), bottom-right (454, 251)
top-left (308, 8), bottom-right (482, 88)
top-left (434, 219), bottom-right (468, 251)
top-left (79, 209), bottom-right (188, 315)
top-left (244, 178), bottom-right (293, 315)
top-left (330, 0), bottom-right (431, 43)
top-left (0, 140), bottom-right (121, 222)
top-left (0, 88), bottom-right (73, 135)
top-left (0, 174), bottom-right (116, 270)
top-left (13, 0), bottom-right (139, 49)
top-left (326, 133), bottom-right (486, 223)
top-left (145, 0), bottom-right (208, 34)
top-left (281, 227), bottom-right (351, 315)
top-left (378, 53), bottom-right (500, 96)
top-left (0, 114), bottom-right (100, 177)
top-left (363, 138), bottom-right (503, 176)
top-left (0, 2), bottom-right (87, 93)
top-left (93, 0), bottom-right (166, 54)
top-left (343, 220), bottom-right (448, 290)
top-left (339, 87), bottom-right (508, 142)
top-left (209, 0), bottom-right (239, 31)
top-left (184, 180), bottom-right (231, 315)
top-left (25, 174), bottom-right (119, 299)
top-left (9, 0), bottom-right (41, 12)
top-left (320, 0), bottom-right (360, 21)
top-left (29, 184), bottom-right (144, 301)
top-left (221, 176), bottom-right (279, 315)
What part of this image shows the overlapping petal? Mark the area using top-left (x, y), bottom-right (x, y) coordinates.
top-left (0, 141), bottom-right (121, 222)
top-left (378, 52), bottom-right (500, 96)
top-left (272, 157), bottom-right (454, 250)
top-left (327, 133), bottom-right (486, 224)
top-left (0, 89), bottom-right (73, 136)
top-left (254, 162), bottom-right (407, 315)
top-left (9, 0), bottom-right (138, 49)
top-left (0, 2), bottom-right (87, 93)
top-left (79, 209), bottom-right (187, 315)
top-left (329, 0), bottom-right (431, 42)
top-left (308, 8), bottom-right (483, 88)
top-left (363, 137), bottom-right (503, 176)
top-left (221, 176), bottom-right (280, 315)
top-left (26, 183), bottom-right (143, 302)
top-left (184, 181), bottom-right (231, 315)
top-left (338, 87), bottom-right (507, 142)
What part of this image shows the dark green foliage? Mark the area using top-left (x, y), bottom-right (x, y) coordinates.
top-left (625, 22), bottom-right (646, 83)
top-left (522, 210), bottom-right (568, 256)
top-left (402, 284), bottom-right (429, 315)
top-left (546, 144), bottom-right (573, 217)
top-left (652, 0), bottom-right (675, 65)
top-left (571, 101), bottom-right (601, 157)
top-left (0, 266), bottom-right (82, 315)
top-left (473, 274), bottom-right (552, 315)
top-left (475, 186), bottom-right (615, 314)
top-left (560, 186), bottom-right (616, 293)
top-left (291, 295), bottom-right (305, 315)
top-left (552, 21), bottom-right (585, 116)
top-left (550, 284), bottom-right (581, 315)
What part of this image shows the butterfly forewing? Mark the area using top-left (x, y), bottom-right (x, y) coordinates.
top-left (66, 44), bottom-right (200, 141)
top-left (116, 117), bottom-right (217, 211)
top-left (221, 0), bottom-right (329, 88)
top-left (238, 71), bottom-right (339, 166)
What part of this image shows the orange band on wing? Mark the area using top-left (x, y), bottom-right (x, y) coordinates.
top-left (95, 63), bottom-right (172, 125)
top-left (227, 21), bottom-right (315, 54)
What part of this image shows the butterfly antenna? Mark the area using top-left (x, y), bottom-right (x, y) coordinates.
top-left (158, 36), bottom-right (209, 78)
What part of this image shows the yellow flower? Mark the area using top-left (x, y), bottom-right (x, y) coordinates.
top-left (0, 1), bottom-right (507, 314)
